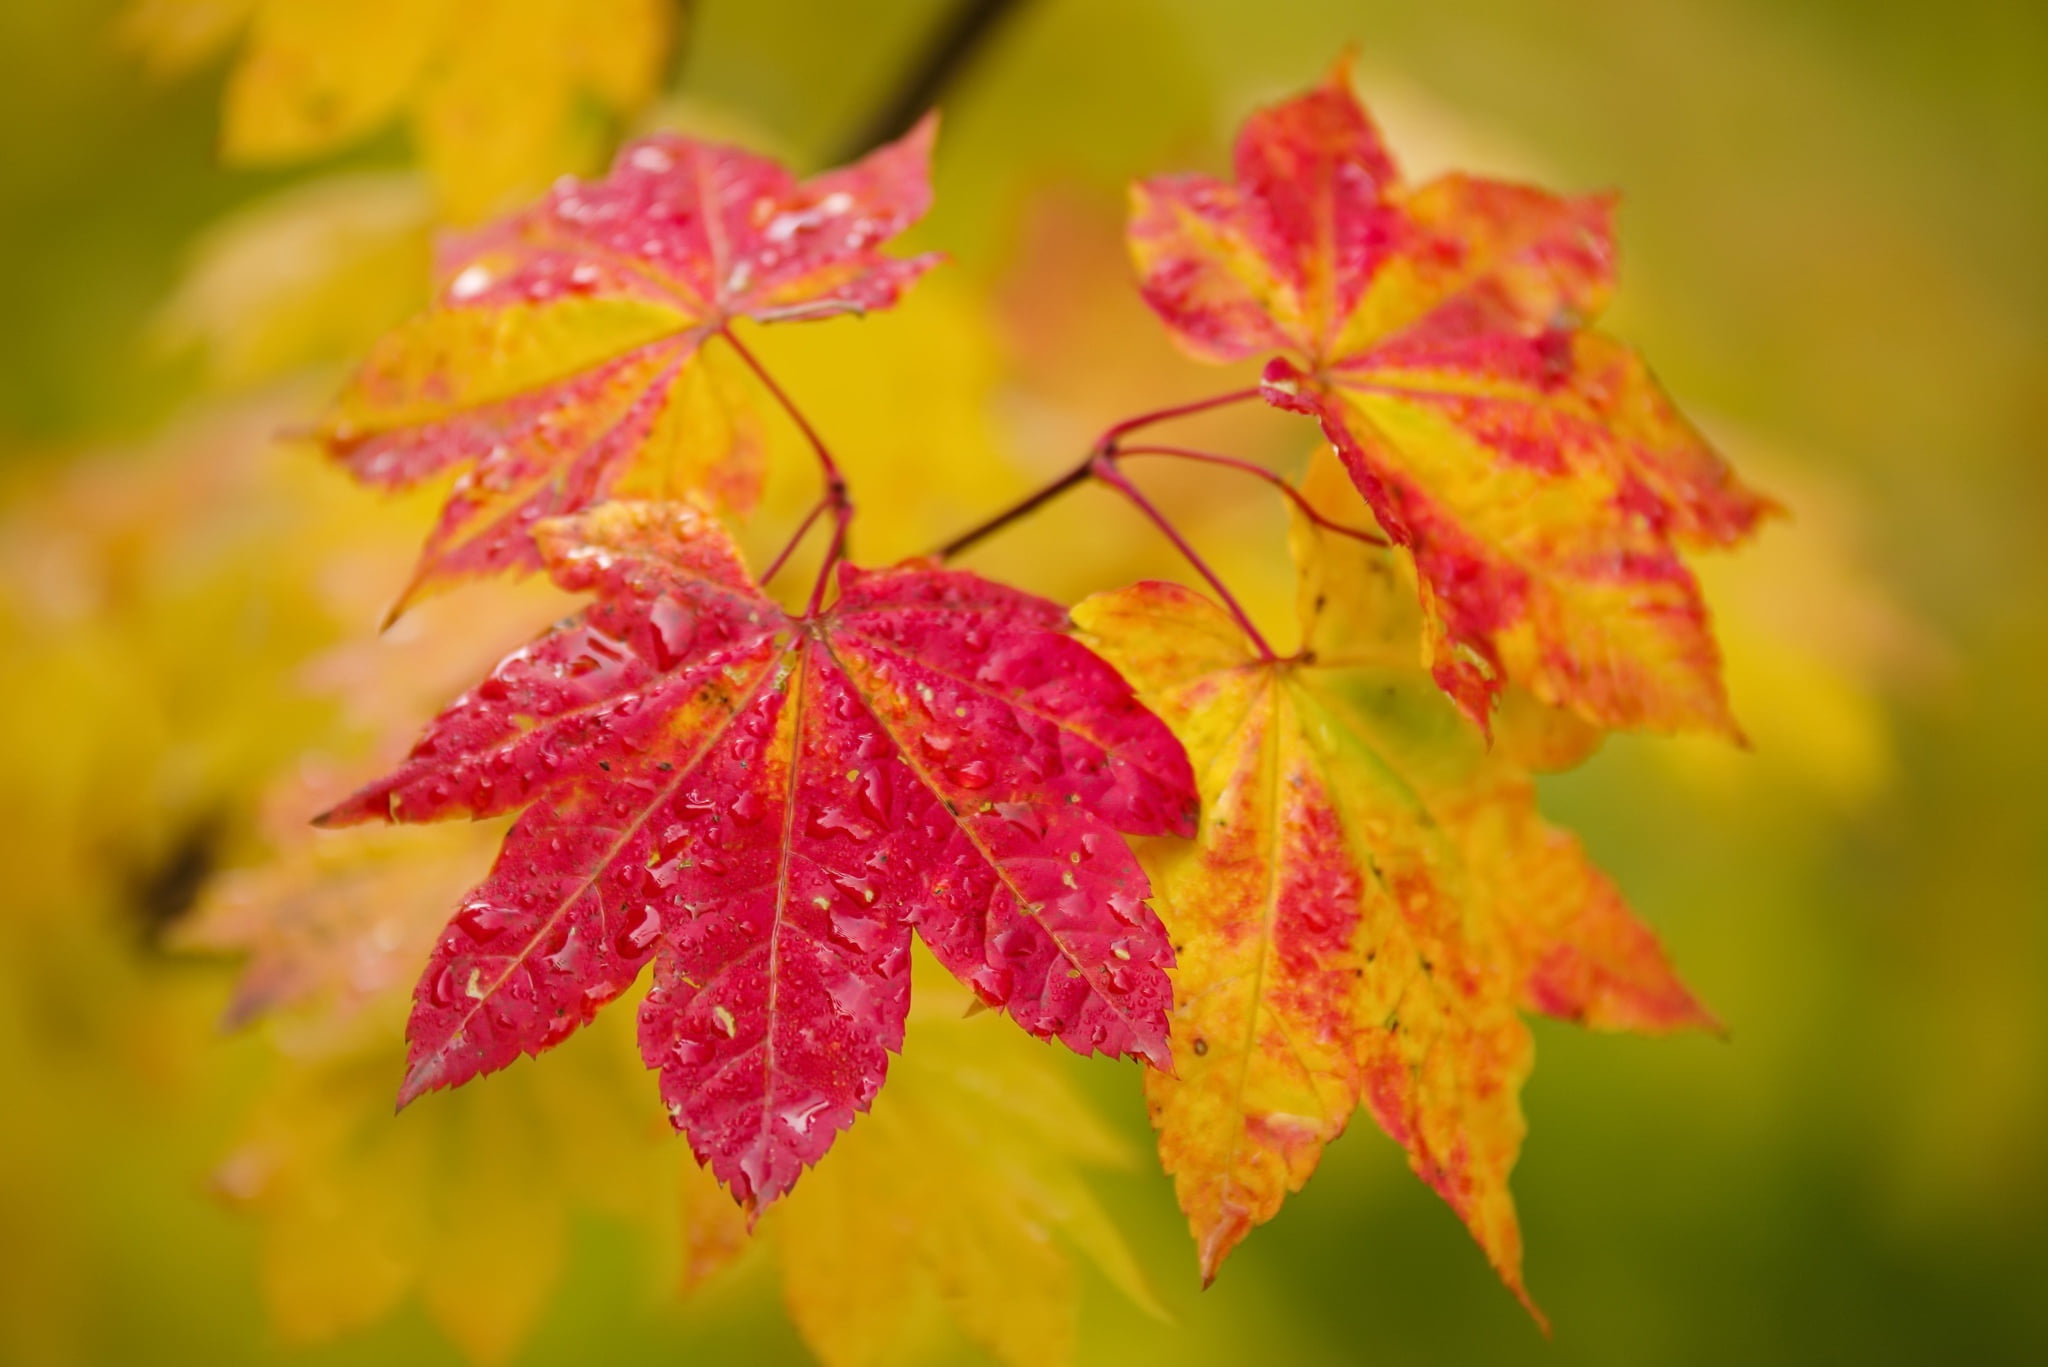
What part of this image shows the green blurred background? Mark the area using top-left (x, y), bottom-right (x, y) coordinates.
top-left (2, 0), bottom-right (2044, 1364)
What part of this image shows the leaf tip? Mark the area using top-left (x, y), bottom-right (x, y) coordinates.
top-left (395, 1042), bottom-right (459, 1111)
top-left (1324, 43), bottom-right (1361, 91)
top-left (309, 786), bottom-right (380, 829)
top-left (1193, 1211), bottom-right (1251, 1288)
top-left (1519, 1287), bottom-right (1553, 1338)
top-left (902, 107), bottom-right (941, 151)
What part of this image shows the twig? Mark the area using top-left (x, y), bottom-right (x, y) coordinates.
top-left (934, 387), bottom-right (1260, 560)
top-left (717, 327), bottom-right (847, 502)
top-left (1092, 460), bottom-right (1277, 661)
top-left (834, 0), bottom-right (1032, 161)
top-left (1112, 445), bottom-right (1387, 546)
top-left (761, 497), bottom-right (829, 585)
top-left (718, 326), bottom-right (855, 610)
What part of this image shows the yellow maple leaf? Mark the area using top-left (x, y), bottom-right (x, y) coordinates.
top-left (212, 1016), bottom-right (665, 1364)
top-left (1073, 449), bottom-right (1715, 1311)
top-left (119, 0), bottom-right (676, 221)
top-left (759, 962), bottom-right (1165, 1367)
top-left (154, 171), bottom-right (433, 389)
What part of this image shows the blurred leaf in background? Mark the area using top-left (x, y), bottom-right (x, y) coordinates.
top-left (120, 0), bottom-right (678, 221)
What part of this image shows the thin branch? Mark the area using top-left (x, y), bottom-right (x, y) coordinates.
top-left (660, 0), bottom-right (702, 93)
top-left (1093, 460), bottom-right (1277, 661)
top-left (1112, 445), bottom-right (1388, 546)
top-left (717, 326), bottom-right (848, 501)
top-left (934, 456), bottom-right (1093, 561)
top-left (761, 498), bottom-right (829, 585)
top-left (716, 326), bottom-right (857, 610)
top-left (932, 387), bottom-right (1261, 561)
top-left (835, 0), bottom-right (1032, 162)
top-left (1098, 387), bottom-right (1263, 446)
top-left (804, 506), bottom-right (853, 616)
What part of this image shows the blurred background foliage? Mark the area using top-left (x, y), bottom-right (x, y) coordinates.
top-left (1, 0), bottom-right (2044, 1364)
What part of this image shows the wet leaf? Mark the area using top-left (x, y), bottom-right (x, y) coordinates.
top-left (1128, 63), bottom-right (1776, 735)
top-left (317, 120), bottom-right (941, 614)
top-left (318, 500), bottom-right (1195, 1207)
top-left (1074, 451), bottom-right (1714, 1308)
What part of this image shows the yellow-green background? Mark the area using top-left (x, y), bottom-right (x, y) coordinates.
top-left (2, 0), bottom-right (2043, 1363)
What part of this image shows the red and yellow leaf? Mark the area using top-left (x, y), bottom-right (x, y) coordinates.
top-left (318, 500), bottom-right (1195, 1208)
top-left (1074, 452), bottom-right (1714, 1307)
top-left (319, 121), bottom-right (941, 613)
top-left (1128, 63), bottom-right (1776, 735)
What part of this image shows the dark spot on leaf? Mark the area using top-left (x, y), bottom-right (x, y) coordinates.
top-left (126, 812), bottom-right (223, 946)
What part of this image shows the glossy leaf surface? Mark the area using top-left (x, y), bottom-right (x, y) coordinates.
top-left (319, 120), bottom-right (941, 612)
top-left (320, 501), bottom-right (1193, 1207)
top-left (1074, 453), bottom-right (1714, 1305)
top-left (1129, 65), bottom-right (1775, 734)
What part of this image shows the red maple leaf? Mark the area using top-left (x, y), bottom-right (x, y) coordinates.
top-left (1128, 65), bottom-right (1776, 735)
top-left (317, 501), bottom-right (1196, 1206)
top-left (319, 119), bottom-right (941, 614)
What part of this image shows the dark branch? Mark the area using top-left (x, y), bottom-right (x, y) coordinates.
top-left (835, 0), bottom-right (1032, 161)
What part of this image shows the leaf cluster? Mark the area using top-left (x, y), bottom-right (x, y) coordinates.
top-left (126, 25), bottom-right (1775, 1359)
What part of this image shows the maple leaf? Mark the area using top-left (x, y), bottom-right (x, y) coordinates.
top-left (1072, 451), bottom-right (1715, 1307)
top-left (211, 1014), bottom-right (668, 1365)
top-left (675, 961), bottom-right (1166, 1367)
top-left (178, 768), bottom-right (498, 1046)
top-left (120, 0), bottom-right (677, 221)
top-left (316, 119), bottom-right (942, 615)
top-left (211, 950), bottom-right (1156, 1367)
top-left (317, 500), bottom-right (1195, 1208)
top-left (1128, 62), bottom-right (1777, 735)
top-left (155, 172), bottom-right (432, 391)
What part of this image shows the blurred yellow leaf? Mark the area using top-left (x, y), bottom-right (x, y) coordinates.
top-left (1656, 432), bottom-right (1943, 807)
top-left (760, 961), bottom-right (1164, 1367)
top-left (213, 1017), bottom-right (663, 1363)
top-left (0, 393), bottom-right (420, 923)
top-left (120, 0), bottom-right (677, 220)
top-left (156, 171), bottom-right (432, 389)
top-left (177, 763), bottom-right (501, 1052)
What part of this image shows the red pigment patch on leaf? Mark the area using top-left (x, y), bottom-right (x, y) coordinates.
top-left (320, 119), bottom-right (942, 613)
top-left (1079, 506), bottom-right (1719, 1317)
top-left (1130, 63), bottom-right (1777, 736)
top-left (1445, 777), bottom-right (1721, 1036)
top-left (319, 501), bottom-right (1193, 1207)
